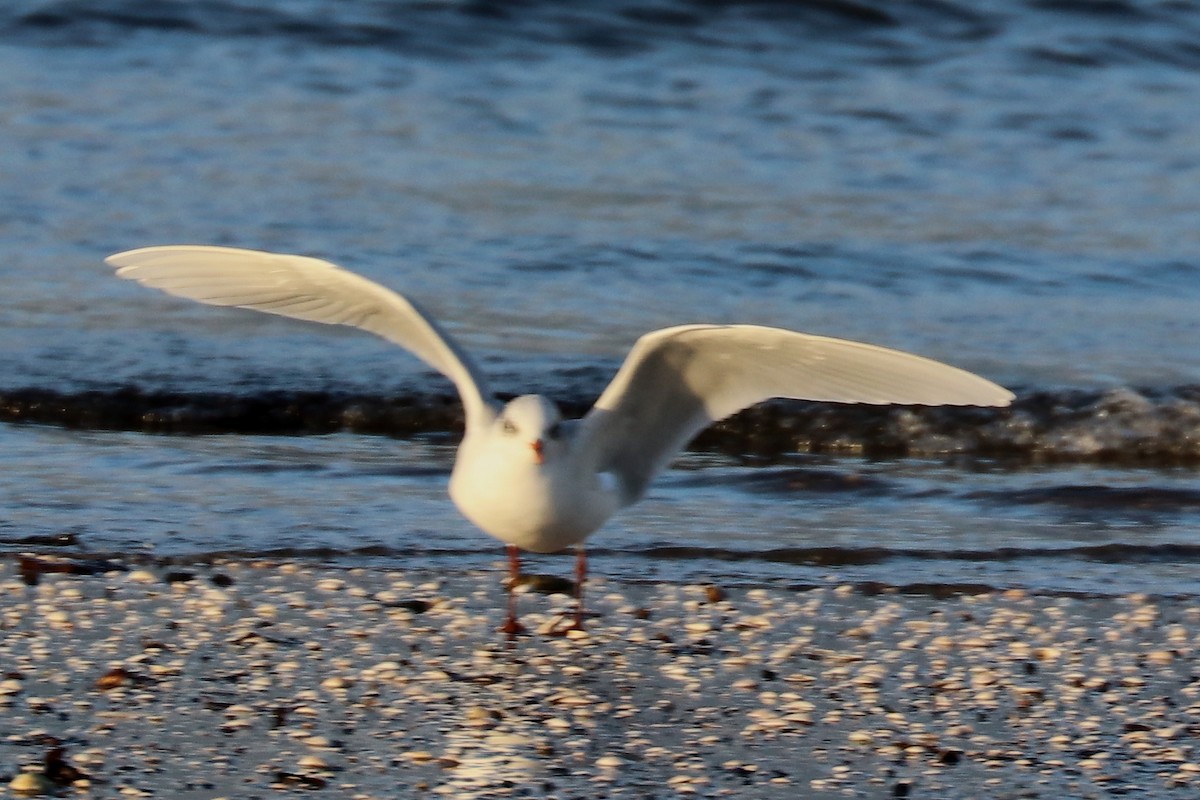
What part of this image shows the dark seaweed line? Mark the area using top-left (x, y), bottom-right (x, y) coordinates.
top-left (0, 541), bottom-right (472, 564)
top-left (2, 548), bottom-right (1191, 601)
top-left (1, 0), bottom-right (989, 54)
top-left (5, 385), bottom-right (1200, 465)
top-left (627, 542), bottom-right (1200, 566)
top-left (0, 386), bottom-right (469, 438)
top-left (7, 535), bottom-right (1199, 569)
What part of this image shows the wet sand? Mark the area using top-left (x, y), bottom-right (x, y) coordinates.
top-left (3, 557), bottom-right (1199, 799)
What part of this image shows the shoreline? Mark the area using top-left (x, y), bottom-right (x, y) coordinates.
top-left (3, 559), bottom-right (1199, 798)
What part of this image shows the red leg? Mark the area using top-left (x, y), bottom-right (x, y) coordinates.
top-left (500, 544), bottom-right (526, 635)
top-left (572, 546), bottom-right (588, 630)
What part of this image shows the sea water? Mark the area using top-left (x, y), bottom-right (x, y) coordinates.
top-left (2, 0), bottom-right (1199, 596)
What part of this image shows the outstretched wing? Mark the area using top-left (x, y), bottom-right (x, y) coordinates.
top-left (107, 245), bottom-right (496, 430)
top-left (576, 324), bottom-right (1013, 505)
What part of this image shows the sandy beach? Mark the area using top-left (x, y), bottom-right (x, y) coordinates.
top-left (2, 556), bottom-right (1199, 799)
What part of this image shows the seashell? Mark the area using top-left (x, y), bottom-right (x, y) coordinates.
top-left (297, 754), bottom-right (329, 770)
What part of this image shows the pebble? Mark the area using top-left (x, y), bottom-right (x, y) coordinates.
top-left (94, 667), bottom-right (132, 691)
top-left (9, 771), bottom-right (52, 795)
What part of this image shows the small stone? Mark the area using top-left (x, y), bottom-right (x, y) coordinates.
top-left (515, 574), bottom-right (575, 595)
top-left (9, 771), bottom-right (52, 795)
top-left (127, 570), bottom-right (157, 584)
top-left (95, 668), bottom-right (131, 691)
top-left (938, 749), bottom-right (963, 765)
top-left (275, 772), bottom-right (326, 790)
top-left (389, 598), bottom-right (433, 613)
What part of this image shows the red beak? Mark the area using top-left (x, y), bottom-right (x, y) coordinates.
top-left (531, 439), bottom-right (545, 465)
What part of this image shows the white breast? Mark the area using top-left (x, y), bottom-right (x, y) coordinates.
top-left (448, 432), bottom-right (620, 554)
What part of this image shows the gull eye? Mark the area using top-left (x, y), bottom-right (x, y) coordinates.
top-left (547, 422), bottom-right (562, 440)
top-left (501, 419), bottom-right (517, 435)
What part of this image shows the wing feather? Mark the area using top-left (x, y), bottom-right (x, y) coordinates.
top-left (107, 245), bottom-right (496, 429)
top-left (577, 324), bottom-right (1013, 505)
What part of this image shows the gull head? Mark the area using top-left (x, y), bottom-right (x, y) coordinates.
top-left (495, 394), bottom-right (564, 466)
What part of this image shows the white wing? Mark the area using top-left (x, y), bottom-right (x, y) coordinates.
top-left (576, 324), bottom-right (1013, 505)
top-left (107, 245), bottom-right (497, 430)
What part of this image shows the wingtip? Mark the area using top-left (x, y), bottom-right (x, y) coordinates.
top-left (106, 245), bottom-right (167, 272)
top-left (958, 386), bottom-right (1015, 409)
top-left (979, 391), bottom-right (1016, 409)
top-left (989, 384), bottom-right (1017, 408)
top-left (106, 250), bottom-right (139, 278)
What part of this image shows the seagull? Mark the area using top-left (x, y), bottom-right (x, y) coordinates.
top-left (108, 245), bottom-right (1014, 634)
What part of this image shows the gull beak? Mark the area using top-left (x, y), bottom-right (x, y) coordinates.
top-left (531, 439), bottom-right (545, 465)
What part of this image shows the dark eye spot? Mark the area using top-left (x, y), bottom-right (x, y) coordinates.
top-left (501, 419), bottom-right (517, 435)
top-left (547, 422), bottom-right (562, 440)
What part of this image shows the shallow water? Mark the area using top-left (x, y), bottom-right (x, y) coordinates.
top-left (2, 0), bottom-right (1199, 596)
top-left (6, 424), bottom-right (1200, 597)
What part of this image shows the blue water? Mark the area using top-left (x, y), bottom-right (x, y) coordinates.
top-left (2, 1), bottom-right (1200, 596)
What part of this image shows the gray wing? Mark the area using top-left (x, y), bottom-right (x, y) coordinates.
top-left (107, 245), bottom-right (497, 430)
top-left (576, 324), bottom-right (1013, 506)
